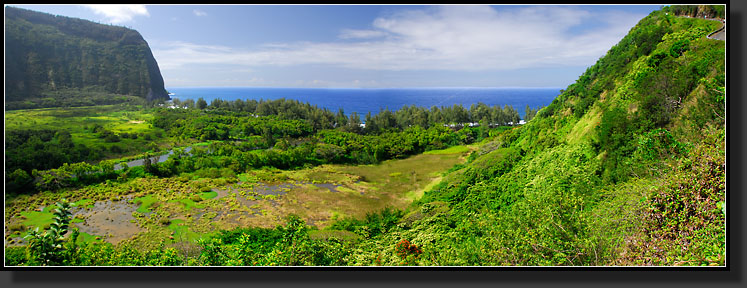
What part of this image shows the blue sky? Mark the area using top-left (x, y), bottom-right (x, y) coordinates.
top-left (8, 4), bottom-right (660, 88)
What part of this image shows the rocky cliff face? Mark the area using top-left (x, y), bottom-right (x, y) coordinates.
top-left (5, 6), bottom-right (169, 109)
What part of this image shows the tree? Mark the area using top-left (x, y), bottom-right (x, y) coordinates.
top-left (452, 104), bottom-right (470, 124)
top-left (335, 108), bottom-right (348, 128)
top-left (210, 98), bottom-right (224, 109)
top-left (183, 98), bottom-right (195, 109)
top-left (504, 105), bottom-right (520, 125)
top-left (524, 105), bottom-right (542, 122)
top-left (346, 112), bottom-right (362, 134)
top-left (636, 57), bottom-right (690, 129)
top-left (263, 126), bottom-right (275, 147)
top-left (24, 199), bottom-right (75, 265)
top-left (196, 97), bottom-right (208, 110)
top-left (412, 108), bottom-right (429, 128)
top-left (7, 168), bottom-right (33, 193)
top-left (98, 160), bottom-right (115, 176)
top-left (429, 106), bottom-right (443, 124)
top-left (364, 112), bottom-right (376, 134)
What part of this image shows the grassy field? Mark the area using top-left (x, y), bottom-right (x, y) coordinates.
top-left (424, 145), bottom-right (473, 155)
top-left (5, 105), bottom-right (151, 133)
top-left (4, 104), bottom-right (172, 162)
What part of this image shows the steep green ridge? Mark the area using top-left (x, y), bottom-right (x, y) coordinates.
top-left (349, 7), bottom-right (725, 266)
top-left (5, 6), bottom-right (169, 110)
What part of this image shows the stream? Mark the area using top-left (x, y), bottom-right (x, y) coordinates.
top-left (114, 147), bottom-right (193, 170)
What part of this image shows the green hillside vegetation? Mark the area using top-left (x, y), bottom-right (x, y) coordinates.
top-left (4, 6), bottom-right (725, 266)
top-left (5, 6), bottom-right (169, 110)
top-left (405, 8), bottom-right (725, 266)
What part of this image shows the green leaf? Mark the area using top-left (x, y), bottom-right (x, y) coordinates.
top-left (717, 201), bottom-right (726, 215)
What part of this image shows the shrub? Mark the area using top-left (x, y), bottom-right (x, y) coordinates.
top-left (395, 239), bottom-right (422, 265)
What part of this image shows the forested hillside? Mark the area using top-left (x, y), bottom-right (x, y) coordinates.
top-left (5, 6), bottom-right (169, 110)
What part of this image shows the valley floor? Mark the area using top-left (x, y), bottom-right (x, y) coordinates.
top-left (5, 144), bottom-right (473, 252)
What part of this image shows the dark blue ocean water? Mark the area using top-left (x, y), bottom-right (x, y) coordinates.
top-left (167, 87), bottom-right (560, 119)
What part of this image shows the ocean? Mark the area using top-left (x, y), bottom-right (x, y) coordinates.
top-left (166, 87), bottom-right (561, 119)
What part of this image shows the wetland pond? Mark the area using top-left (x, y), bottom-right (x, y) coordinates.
top-left (7, 180), bottom-right (349, 246)
top-left (71, 198), bottom-right (141, 244)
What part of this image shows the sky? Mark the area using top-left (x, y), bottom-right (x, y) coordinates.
top-left (7, 4), bottom-right (660, 88)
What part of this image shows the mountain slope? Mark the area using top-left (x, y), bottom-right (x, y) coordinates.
top-left (5, 6), bottom-right (169, 109)
top-left (349, 6), bottom-right (726, 266)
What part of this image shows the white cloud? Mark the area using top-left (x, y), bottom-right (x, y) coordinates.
top-left (193, 9), bottom-right (207, 17)
top-left (83, 5), bottom-right (149, 24)
top-left (339, 29), bottom-right (387, 39)
top-left (152, 6), bottom-right (646, 72)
